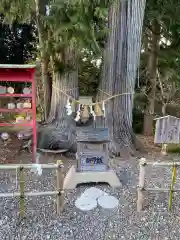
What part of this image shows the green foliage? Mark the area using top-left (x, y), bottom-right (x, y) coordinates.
top-left (132, 108), bottom-right (144, 134)
top-left (167, 144), bottom-right (180, 153)
top-left (0, 0), bottom-right (109, 75)
top-left (48, 0), bottom-right (109, 61)
top-left (78, 55), bottom-right (101, 96)
top-left (0, 0), bottom-right (109, 100)
top-left (3, 0), bottom-right (180, 127)
top-left (0, 0), bottom-right (35, 24)
top-left (0, 17), bottom-right (36, 64)
top-left (0, 16), bottom-right (37, 91)
top-left (139, 0), bottom-right (180, 122)
top-left (134, 92), bottom-right (147, 111)
top-left (145, 0), bottom-right (180, 82)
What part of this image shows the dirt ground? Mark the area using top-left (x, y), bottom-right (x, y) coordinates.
top-left (0, 134), bottom-right (163, 176)
top-left (0, 134), bottom-right (162, 165)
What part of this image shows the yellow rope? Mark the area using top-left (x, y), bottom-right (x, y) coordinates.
top-left (52, 85), bottom-right (134, 106)
top-left (168, 163), bottom-right (177, 211)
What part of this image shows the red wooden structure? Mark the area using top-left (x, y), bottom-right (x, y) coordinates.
top-left (0, 64), bottom-right (37, 162)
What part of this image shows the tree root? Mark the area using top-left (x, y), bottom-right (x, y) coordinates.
top-left (109, 132), bottom-right (146, 158)
top-left (37, 125), bottom-right (77, 153)
top-left (37, 115), bottom-right (94, 153)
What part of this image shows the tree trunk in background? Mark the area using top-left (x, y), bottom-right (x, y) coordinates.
top-left (35, 0), bottom-right (51, 121)
top-left (98, 0), bottom-right (146, 157)
top-left (35, 61), bottom-right (45, 118)
top-left (41, 59), bottom-right (51, 120)
top-left (38, 47), bottom-right (78, 152)
top-left (162, 103), bottom-right (167, 116)
top-left (143, 20), bottom-right (160, 136)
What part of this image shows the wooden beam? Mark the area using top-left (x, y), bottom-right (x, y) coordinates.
top-left (137, 158), bottom-right (146, 212)
top-left (56, 160), bottom-right (64, 214)
top-left (0, 64), bottom-right (36, 69)
top-left (145, 187), bottom-right (180, 192)
top-left (0, 163), bottom-right (61, 170)
top-left (145, 161), bottom-right (180, 167)
top-left (0, 191), bottom-right (59, 198)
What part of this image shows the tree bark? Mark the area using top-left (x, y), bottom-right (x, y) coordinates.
top-left (35, 0), bottom-right (51, 121)
top-left (143, 20), bottom-right (160, 136)
top-left (162, 103), bottom-right (167, 116)
top-left (98, 0), bottom-right (146, 157)
top-left (37, 47), bottom-right (79, 152)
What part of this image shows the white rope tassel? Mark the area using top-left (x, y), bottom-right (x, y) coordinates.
top-left (34, 164), bottom-right (42, 175)
top-left (90, 105), bottom-right (96, 120)
top-left (31, 153), bottom-right (42, 176)
top-left (102, 102), bottom-right (106, 117)
top-left (74, 104), bottom-right (81, 122)
top-left (66, 98), bottom-right (72, 116)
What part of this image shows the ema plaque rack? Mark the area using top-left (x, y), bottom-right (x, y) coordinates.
top-left (63, 127), bottom-right (121, 189)
top-left (0, 64), bottom-right (37, 162)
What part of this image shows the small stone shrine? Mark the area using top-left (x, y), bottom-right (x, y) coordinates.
top-left (63, 128), bottom-right (121, 189)
top-left (77, 128), bottom-right (109, 172)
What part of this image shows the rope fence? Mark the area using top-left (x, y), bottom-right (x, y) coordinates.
top-left (137, 158), bottom-right (178, 212)
top-left (0, 160), bottom-right (64, 218)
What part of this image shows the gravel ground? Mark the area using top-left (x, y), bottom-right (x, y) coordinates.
top-left (1, 155), bottom-right (180, 240)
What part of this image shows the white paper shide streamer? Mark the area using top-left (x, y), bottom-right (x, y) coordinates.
top-left (33, 164), bottom-right (42, 175)
top-left (31, 153), bottom-right (42, 176)
top-left (66, 98), bottom-right (72, 116)
top-left (102, 102), bottom-right (105, 117)
top-left (75, 104), bottom-right (81, 122)
top-left (90, 105), bottom-right (96, 120)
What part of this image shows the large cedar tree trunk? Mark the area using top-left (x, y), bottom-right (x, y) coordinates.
top-left (38, 47), bottom-right (78, 152)
top-left (162, 103), bottom-right (167, 116)
top-left (98, 0), bottom-right (146, 157)
top-left (35, 0), bottom-right (51, 120)
top-left (143, 20), bottom-right (160, 136)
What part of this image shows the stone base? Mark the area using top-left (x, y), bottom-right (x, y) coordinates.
top-left (63, 166), bottom-right (121, 189)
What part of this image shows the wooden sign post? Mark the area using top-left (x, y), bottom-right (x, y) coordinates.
top-left (63, 128), bottom-right (121, 189)
top-left (154, 115), bottom-right (180, 155)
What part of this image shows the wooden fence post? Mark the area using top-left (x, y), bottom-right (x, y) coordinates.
top-left (137, 158), bottom-right (146, 212)
top-left (56, 160), bottom-right (64, 214)
top-left (161, 144), bottom-right (168, 155)
top-left (19, 166), bottom-right (25, 218)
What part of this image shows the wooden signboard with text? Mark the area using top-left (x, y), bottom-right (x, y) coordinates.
top-left (154, 115), bottom-right (180, 144)
top-left (80, 151), bottom-right (107, 171)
